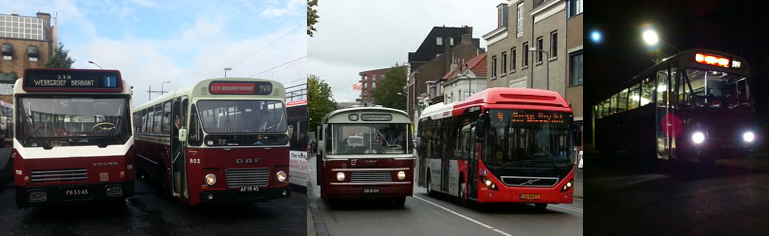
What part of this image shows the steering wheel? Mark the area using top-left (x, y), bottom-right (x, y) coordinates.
top-left (93, 122), bottom-right (116, 131)
top-left (35, 125), bottom-right (55, 136)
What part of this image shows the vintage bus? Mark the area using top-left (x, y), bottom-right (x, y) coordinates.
top-left (133, 78), bottom-right (293, 206)
top-left (316, 107), bottom-right (414, 207)
top-left (593, 49), bottom-right (754, 164)
top-left (417, 88), bottom-right (579, 210)
top-left (287, 99), bottom-right (308, 187)
top-left (14, 68), bottom-right (134, 208)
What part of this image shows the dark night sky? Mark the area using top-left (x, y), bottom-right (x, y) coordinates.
top-left (585, 0), bottom-right (769, 142)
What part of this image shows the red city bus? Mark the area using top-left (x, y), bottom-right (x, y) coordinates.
top-left (14, 69), bottom-right (135, 208)
top-left (133, 78), bottom-right (293, 205)
top-left (417, 88), bottom-right (579, 210)
top-left (316, 107), bottom-right (414, 207)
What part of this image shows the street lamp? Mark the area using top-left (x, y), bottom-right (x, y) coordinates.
top-left (224, 67), bottom-right (232, 77)
top-left (88, 60), bottom-right (103, 69)
top-left (161, 81), bottom-right (170, 95)
top-left (642, 29), bottom-right (680, 53)
top-left (529, 47), bottom-right (550, 90)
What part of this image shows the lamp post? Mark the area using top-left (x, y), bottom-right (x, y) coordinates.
top-left (161, 81), bottom-right (170, 95)
top-left (88, 60), bottom-right (103, 69)
top-left (224, 67), bottom-right (232, 77)
top-left (529, 47), bottom-right (550, 90)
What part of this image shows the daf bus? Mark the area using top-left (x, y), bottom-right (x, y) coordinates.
top-left (14, 68), bottom-right (134, 208)
top-left (133, 78), bottom-right (293, 205)
top-left (593, 49), bottom-right (755, 164)
top-left (417, 88), bottom-right (579, 210)
top-left (316, 107), bottom-right (414, 207)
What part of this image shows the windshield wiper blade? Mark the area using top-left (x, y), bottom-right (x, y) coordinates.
top-left (26, 117), bottom-right (52, 149)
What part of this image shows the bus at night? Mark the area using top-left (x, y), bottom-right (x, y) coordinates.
top-left (316, 107), bottom-right (414, 207)
top-left (417, 88), bottom-right (579, 210)
top-left (14, 68), bottom-right (134, 208)
top-left (593, 49), bottom-right (754, 164)
top-left (133, 78), bottom-right (293, 206)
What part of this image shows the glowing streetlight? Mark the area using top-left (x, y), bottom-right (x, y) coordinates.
top-left (591, 31), bottom-right (602, 43)
top-left (642, 30), bottom-right (659, 46)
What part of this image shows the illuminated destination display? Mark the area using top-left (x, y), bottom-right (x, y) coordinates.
top-left (361, 114), bottom-right (392, 121)
top-left (209, 81), bottom-right (273, 95)
top-left (23, 69), bottom-right (122, 91)
top-left (499, 110), bottom-right (566, 124)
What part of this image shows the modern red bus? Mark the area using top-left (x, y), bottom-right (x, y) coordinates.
top-left (14, 68), bottom-right (134, 208)
top-left (287, 99), bottom-right (308, 187)
top-left (316, 107), bottom-right (414, 207)
top-left (417, 88), bottom-right (579, 210)
top-left (133, 78), bottom-right (293, 205)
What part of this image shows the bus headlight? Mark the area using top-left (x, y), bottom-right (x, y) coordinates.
top-left (397, 171), bottom-right (406, 181)
top-left (692, 132), bottom-right (705, 144)
top-left (336, 172), bottom-right (345, 182)
top-left (205, 174), bottom-right (216, 186)
top-left (276, 171), bottom-right (287, 183)
top-left (562, 180), bottom-right (574, 192)
top-left (484, 179), bottom-right (492, 187)
top-left (743, 131), bottom-right (755, 143)
top-left (29, 190), bottom-right (47, 202)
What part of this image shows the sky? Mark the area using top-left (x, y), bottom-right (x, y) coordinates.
top-left (308, 0), bottom-right (501, 102)
top-left (1, 0), bottom-right (307, 105)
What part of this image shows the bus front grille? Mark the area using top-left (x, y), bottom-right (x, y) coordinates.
top-left (500, 176), bottom-right (559, 187)
top-left (30, 168), bottom-right (87, 183)
top-left (350, 171), bottom-right (391, 183)
top-left (226, 168), bottom-right (270, 188)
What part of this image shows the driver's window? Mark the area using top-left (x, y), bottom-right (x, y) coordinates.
top-left (188, 105), bottom-right (202, 146)
top-left (657, 70), bottom-right (668, 106)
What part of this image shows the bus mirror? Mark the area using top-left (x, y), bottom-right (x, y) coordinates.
top-left (475, 114), bottom-right (486, 142)
top-left (0, 117), bottom-right (6, 131)
top-left (318, 141), bottom-right (324, 153)
top-left (288, 125), bottom-right (294, 139)
top-left (179, 128), bottom-right (188, 142)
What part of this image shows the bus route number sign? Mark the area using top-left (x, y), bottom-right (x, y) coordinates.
top-left (209, 81), bottom-right (273, 95)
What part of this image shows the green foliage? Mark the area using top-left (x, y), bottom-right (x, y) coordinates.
top-left (372, 66), bottom-right (407, 111)
top-left (308, 74), bottom-right (336, 130)
top-left (43, 42), bottom-right (75, 69)
top-left (307, 0), bottom-right (319, 37)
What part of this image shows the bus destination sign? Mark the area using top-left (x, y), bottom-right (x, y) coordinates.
top-left (23, 69), bottom-right (123, 92)
top-left (209, 81), bottom-right (272, 95)
top-left (361, 114), bottom-right (393, 121)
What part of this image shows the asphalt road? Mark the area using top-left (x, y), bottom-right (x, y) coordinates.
top-left (0, 175), bottom-right (307, 235)
top-left (585, 149), bottom-right (769, 235)
top-left (308, 155), bottom-right (583, 236)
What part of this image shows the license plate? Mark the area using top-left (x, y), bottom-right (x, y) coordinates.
top-left (520, 194), bottom-right (540, 200)
top-left (61, 187), bottom-right (93, 200)
top-left (363, 188), bottom-right (380, 194)
top-left (240, 186), bottom-right (260, 192)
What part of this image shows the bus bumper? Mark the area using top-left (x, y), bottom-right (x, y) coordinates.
top-left (324, 183), bottom-right (413, 199)
top-left (198, 186), bottom-right (292, 203)
top-left (15, 180), bottom-right (135, 208)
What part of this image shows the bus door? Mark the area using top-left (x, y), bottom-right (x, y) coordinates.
top-left (171, 97), bottom-right (188, 197)
top-left (655, 67), bottom-right (677, 160)
top-left (467, 126), bottom-right (478, 200)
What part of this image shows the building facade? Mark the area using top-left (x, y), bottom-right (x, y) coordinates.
top-left (0, 11), bottom-right (57, 103)
top-left (358, 67), bottom-right (393, 106)
top-left (442, 52), bottom-right (487, 103)
top-left (482, 0), bottom-right (583, 131)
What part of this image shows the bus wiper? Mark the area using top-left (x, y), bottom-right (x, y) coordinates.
top-left (265, 110), bottom-right (286, 131)
top-left (26, 116), bottom-right (52, 149)
top-left (99, 116), bottom-right (124, 148)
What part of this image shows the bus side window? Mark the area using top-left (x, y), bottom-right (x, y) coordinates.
top-left (641, 78), bottom-right (654, 106)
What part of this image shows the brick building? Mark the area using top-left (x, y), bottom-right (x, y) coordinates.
top-left (406, 26), bottom-right (484, 120)
top-left (358, 67), bottom-right (391, 106)
top-left (0, 11), bottom-right (58, 103)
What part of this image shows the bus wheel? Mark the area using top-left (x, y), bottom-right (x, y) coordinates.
top-left (393, 197), bottom-right (406, 208)
top-left (534, 203), bottom-right (548, 211)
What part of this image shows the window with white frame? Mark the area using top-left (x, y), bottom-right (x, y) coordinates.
top-left (436, 37), bottom-right (443, 46)
top-left (517, 3), bottom-right (524, 37)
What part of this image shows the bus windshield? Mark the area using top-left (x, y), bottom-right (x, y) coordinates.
top-left (197, 100), bottom-right (286, 133)
top-left (484, 110), bottom-right (572, 170)
top-left (18, 96), bottom-right (131, 148)
top-left (685, 69), bottom-right (749, 108)
top-left (331, 123), bottom-right (409, 155)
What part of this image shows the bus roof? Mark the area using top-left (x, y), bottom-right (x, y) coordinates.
top-left (133, 77), bottom-right (285, 111)
top-left (322, 106), bottom-right (409, 124)
top-left (451, 87), bottom-right (571, 114)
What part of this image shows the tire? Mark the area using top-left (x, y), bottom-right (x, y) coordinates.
top-left (393, 197), bottom-right (406, 208)
top-left (534, 203), bottom-right (548, 211)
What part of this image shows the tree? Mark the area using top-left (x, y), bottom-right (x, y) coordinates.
top-left (307, 0), bottom-right (319, 37)
top-left (44, 42), bottom-right (76, 69)
top-left (372, 66), bottom-right (407, 111)
top-left (308, 74), bottom-right (336, 130)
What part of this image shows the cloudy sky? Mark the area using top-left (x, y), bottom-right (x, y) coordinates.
top-left (308, 0), bottom-right (501, 102)
top-left (2, 0), bottom-right (306, 105)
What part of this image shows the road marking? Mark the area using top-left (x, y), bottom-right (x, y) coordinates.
top-left (550, 204), bottom-right (583, 214)
top-left (413, 195), bottom-right (515, 236)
